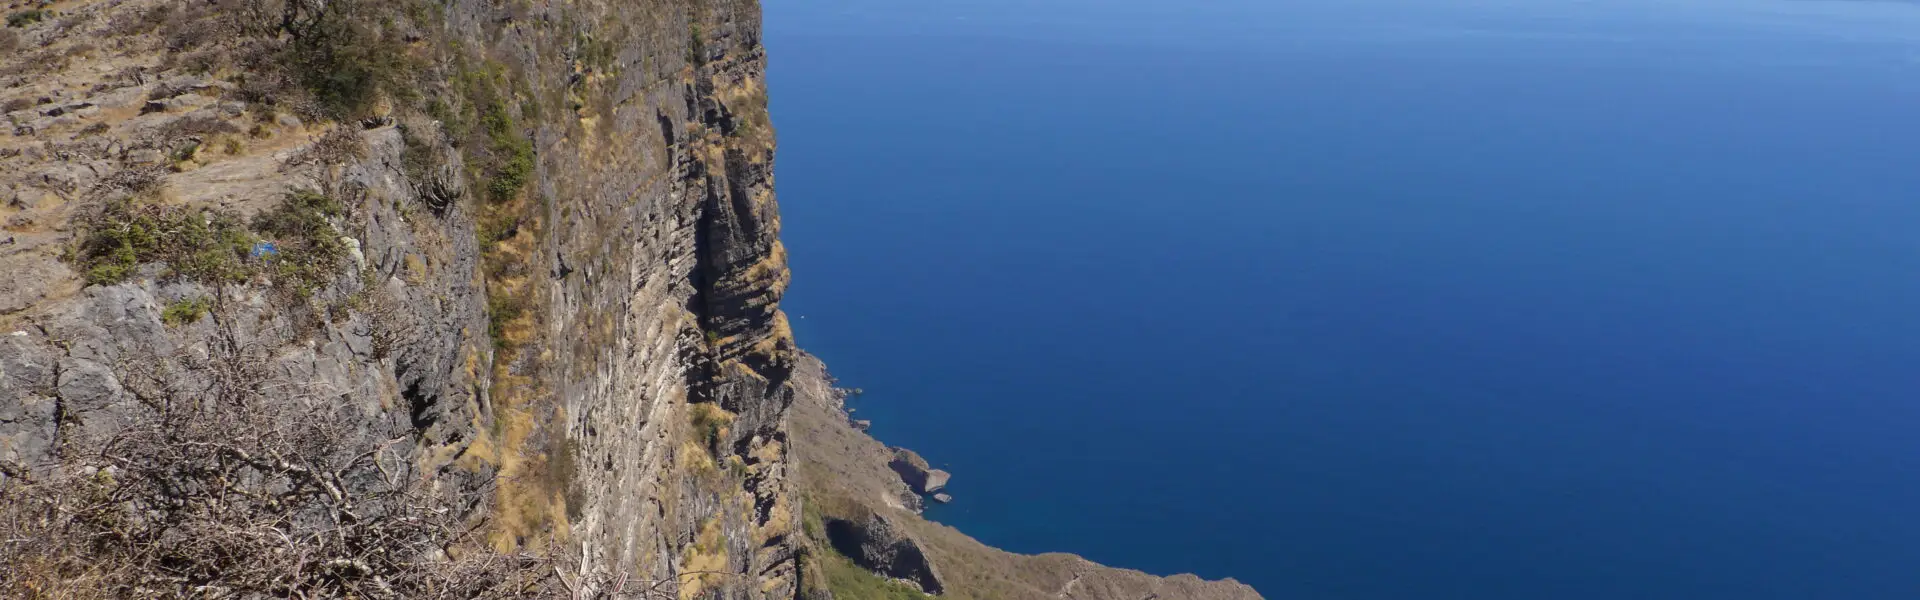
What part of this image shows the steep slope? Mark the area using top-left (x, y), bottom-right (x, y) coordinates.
top-left (0, 1), bottom-right (1260, 598)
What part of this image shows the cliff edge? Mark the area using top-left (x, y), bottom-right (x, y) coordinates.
top-left (0, 1), bottom-right (1260, 599)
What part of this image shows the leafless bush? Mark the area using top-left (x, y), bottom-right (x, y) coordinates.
top-left (0, 304), bottom-right (560, 599)
top-left (286, 126), bottom-right (368, 170)
top-left (63, 42), bottom-right (99, 59)
top-left (153, 115), bottom-right (241, 160)
top-left (105, 2), bottom-right (177, 38)
top-left (0, 47), bottom-right (68, 78)
top-left (148, 82), bottom-right (191, 101)
top-left (98, 66), bottom-right (146, 91)
top-left (365, 286), bottom-right (418, 361)
top-left (161, 115), bottom-right (240, 140)
top-left (86, 166), bottom-right (168, 201)
top-left (159, 2), bottom-right (234, 53)
top-left (161, 47), bottom-right (231, 75)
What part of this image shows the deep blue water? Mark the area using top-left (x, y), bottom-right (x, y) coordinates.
top-left (763, 1), bottom-right (1920, 598)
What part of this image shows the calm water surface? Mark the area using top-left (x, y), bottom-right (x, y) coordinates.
top-left (766, 1), bottom-right (1920, 598)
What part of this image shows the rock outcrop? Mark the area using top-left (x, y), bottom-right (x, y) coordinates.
top-left (1, 0), bottom-right (794, 595)
top-left (824, 509), bottom-right (946, 595)
top-left (890, 447), bottom-right (953, 495)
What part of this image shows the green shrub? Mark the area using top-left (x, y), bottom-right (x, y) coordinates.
top-left (72, 202), bottom-right (254, 286)
top-left (689, 404), bottom-right (727, 456)
top-left (398, 122), bottom-right (440, 183)
top-left (273, 0), bottom-right (422, 118)
top-left (434, 59), bottom-right (537, 206)
top-left (727, 90), bottom-right (771, 139)
top-left (574, 32), bottom-right (617, 72)
top-left (821, 553), bottom-right (926, 600)
top-left (686, 22), bottom-right (704, 64)
top-left (161, 296), bottom-right (212, 326)
top-left (475, 212), bottom-right (520, 256)
top-left (6, 10), bottom-right (47, 28)
top-left (252, 190), bottom-right (346, 295)
top-left (486, 294), bottom-right (524, 350)
top-left (73, 191), bottom-right (347, 293)
top-left (481, 104), bottom-right (534, 203)
top-left (170, 141), bottom-right (200, 165)
top-left (169, 213), bottom-right (256, 284)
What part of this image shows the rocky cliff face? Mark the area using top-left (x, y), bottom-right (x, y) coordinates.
top-left (0, 1), bottom-right (1257, 598)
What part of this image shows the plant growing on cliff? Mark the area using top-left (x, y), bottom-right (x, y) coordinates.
top-left (433, 58), bottom-right (540, 206)
top-left (251, 189), bottom-right (347, 295)
top-left (482, 104), bottom-right (535, 203)
top-left (690, 403), bottom-right (731, 457)
top-left (820, 553), bottom-right (930, 600)
top-left (0, 313), bottom-right (562, 598)
top-left (5, 9), bottom-right (47, 28)
top-left (267, 0), bottom-right (422, 118)
top-left (487, 293), bottom-right (525, 350)
top-left (71, 189), bottom-right (347, 293)
top-left (71, 200), bottom-right (255, 286)
top-left (161, 296), bottom-right (212, 326)
top-left (687, 22), bottom-right (705, 64)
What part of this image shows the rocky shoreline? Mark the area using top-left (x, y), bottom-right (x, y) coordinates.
top-left (790, 354), bottom-right (1263, 599)
top-left (837, 390), bottom-right (959, 505)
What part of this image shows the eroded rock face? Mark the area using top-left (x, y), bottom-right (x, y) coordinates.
top-left (0, 0), bottom-right (795, 596)
top-left (824, 509), bottom-right (947, 595)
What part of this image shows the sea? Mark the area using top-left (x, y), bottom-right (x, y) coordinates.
top-left (765, 1), bottom-right (1920, 598)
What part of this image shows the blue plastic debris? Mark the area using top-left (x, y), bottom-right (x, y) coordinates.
top-left (251, 242), bottom-right (278, 258)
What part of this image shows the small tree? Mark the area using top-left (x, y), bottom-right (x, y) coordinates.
top-left (0, 301), bottom-right (557, 599)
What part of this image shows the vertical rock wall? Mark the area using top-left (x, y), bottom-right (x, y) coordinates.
top-left (0, 0), bottom-right (796, 597)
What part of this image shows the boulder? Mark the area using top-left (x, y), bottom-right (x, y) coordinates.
top-left (922, 469), bottom-right (950, 494)
top-left (930, 493), bottom-right (952, 504)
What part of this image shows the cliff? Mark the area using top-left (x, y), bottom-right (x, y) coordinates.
top-left (0, 1), bottom-right (1259, 599)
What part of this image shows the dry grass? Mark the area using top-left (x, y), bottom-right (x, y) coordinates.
top-left (677, 518), bottom-right (732, 600)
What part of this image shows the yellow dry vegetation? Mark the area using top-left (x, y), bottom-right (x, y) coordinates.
top-left (677, 517), bottom-right (730, 600)
top-left (402, 253), bottom-right (428, 283)
top-left (741, 241), bottom-right (789, 284)
top-left (753, 311), bottom-right (795, 359)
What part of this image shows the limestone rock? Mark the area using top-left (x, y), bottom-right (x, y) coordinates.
top-left (0, 334), bottom-right (58, 475)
